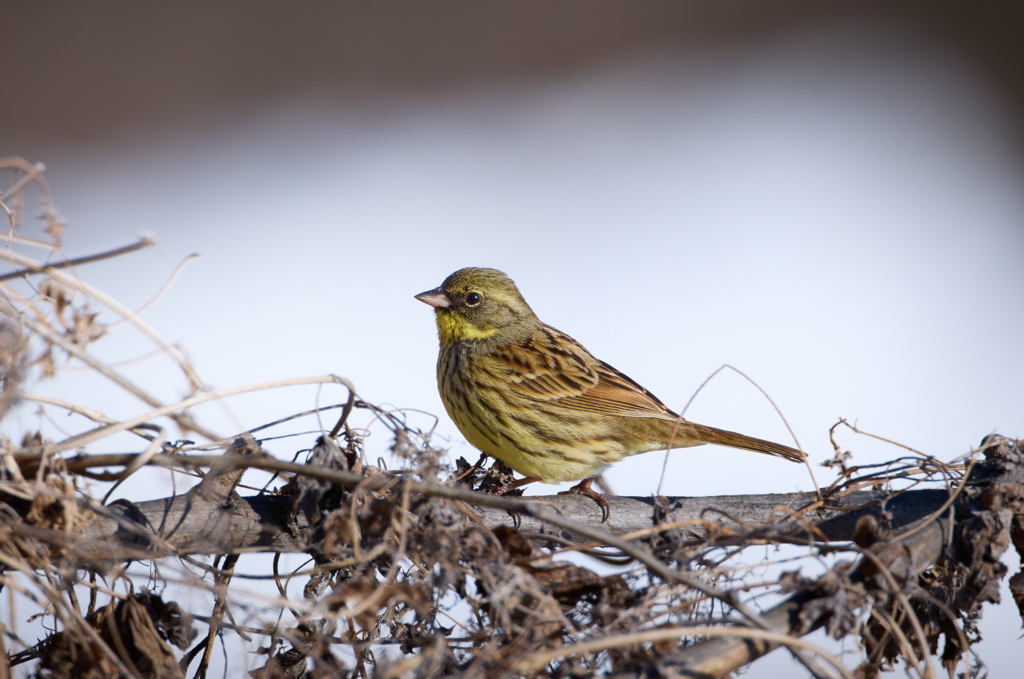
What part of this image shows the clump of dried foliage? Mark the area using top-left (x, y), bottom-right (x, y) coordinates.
top-left (1, 158), bottom-right (1023, 679)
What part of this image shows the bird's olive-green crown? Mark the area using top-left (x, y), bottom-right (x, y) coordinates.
top-left (429, 267), bottom-right (537, 344)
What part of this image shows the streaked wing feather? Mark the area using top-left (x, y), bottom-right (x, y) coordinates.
top-left (496, 326), bottom-right (600, 401)
top-left (497, 324), bottom-right (677, 418)
top-left (565, 361), bottom-right (675, 417)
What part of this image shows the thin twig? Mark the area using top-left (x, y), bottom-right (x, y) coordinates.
top-left (0, 236), bottom-right (156, 281)
top-left (45, 375), bottom-right (354, 454)
top-left (518, 624), bottom-right (852, 678)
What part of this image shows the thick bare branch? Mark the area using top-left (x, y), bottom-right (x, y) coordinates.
top-left (68, 452), bottom-right (949, 557)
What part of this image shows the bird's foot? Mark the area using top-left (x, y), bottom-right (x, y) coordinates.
top-left (559, 477), bottom-right (609, 523)
top-left (492, 475), bottom-right (539, 495)
top-left (491, 476), bottom-right (539, 529)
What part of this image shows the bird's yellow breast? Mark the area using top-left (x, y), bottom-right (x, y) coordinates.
top-left (437, 347), bottom-right (634, 482)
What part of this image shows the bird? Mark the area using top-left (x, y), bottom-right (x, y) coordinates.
top-left (415, 267), bottom-right (806, 521)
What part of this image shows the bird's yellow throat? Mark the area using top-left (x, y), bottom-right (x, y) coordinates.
top-left (435, 310), bottom-right (499, 343)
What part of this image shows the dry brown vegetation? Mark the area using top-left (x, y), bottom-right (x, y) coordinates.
top-left (1, 158), bottom-right (1022, 678)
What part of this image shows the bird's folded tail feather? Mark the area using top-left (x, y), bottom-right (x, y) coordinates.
top-left (685, 422), bottom-right (807, 462)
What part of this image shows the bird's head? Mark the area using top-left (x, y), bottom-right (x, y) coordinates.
top-left (415, 267), bottom-right (536, 345)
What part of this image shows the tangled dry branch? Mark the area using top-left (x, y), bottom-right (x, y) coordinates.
top-left (1, 159), bottom-right (1022, 679)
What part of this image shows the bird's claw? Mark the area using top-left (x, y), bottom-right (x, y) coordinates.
top-left (559, 478), bottom-right (610, 523)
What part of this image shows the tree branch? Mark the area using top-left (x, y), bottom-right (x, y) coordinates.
top-left (652, 435), bottom-right (1024, 679)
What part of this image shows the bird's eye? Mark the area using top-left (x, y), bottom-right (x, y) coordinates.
top-left (466, 292), bottom-right (482, 306)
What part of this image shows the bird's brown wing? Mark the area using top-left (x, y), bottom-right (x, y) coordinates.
top-left (569, 360), bottom-right (678, 418)
top-left (492, 326), bottom-right (600, 399)
top-left (492, 323), bottom-right (806, 461)
top-left (495, 325), bottom-right (677, 418)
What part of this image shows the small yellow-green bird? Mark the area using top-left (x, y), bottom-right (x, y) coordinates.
top-left (416, 267), bottom-right (806, 519)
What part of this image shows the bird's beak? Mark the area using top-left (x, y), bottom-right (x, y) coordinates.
top-left (415, 287), bottom-right (453, 309)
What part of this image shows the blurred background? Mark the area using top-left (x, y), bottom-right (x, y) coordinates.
top-left (2, 1), bottom-right (1023, 676)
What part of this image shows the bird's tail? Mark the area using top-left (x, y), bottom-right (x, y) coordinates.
top-left (681, 421), bottom-right (806, 463)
